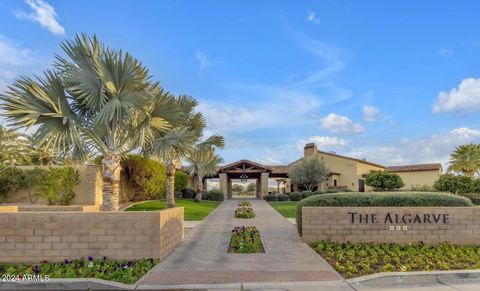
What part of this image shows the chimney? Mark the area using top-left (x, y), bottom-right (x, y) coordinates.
top-left (304, 143), bottom-right (318, 157)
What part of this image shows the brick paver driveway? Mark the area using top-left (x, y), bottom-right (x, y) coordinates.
top-left (138, 199), bottom-right (342, 285)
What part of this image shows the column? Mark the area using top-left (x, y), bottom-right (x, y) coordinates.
top-left (276, 180), bottom-right (280, 193)
top-left (227, 178), bottom-right (232, 199)
top-left (219, 173), bottom-right (228, 200)
top-left (260, 172), bottom-right (269, 198)
top-left (285, 178), bottom-right (291, 193)
top-left (256, 179), bottom-right (261, 199)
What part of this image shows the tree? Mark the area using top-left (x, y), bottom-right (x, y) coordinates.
top-left (0, 125), bottom-right (33, 165)
top-left (366, 171), bottom-right (405, 191)
top-left (23, 167), bottom-right (47, 203)
top-left (288, 156), bottom-right (329, 191)
top-left (187, 144), bottom-right (224, 202)
top-left (246, 182), bottom-right (256, 193)
top-left (433, 174), bottom-right (473, 194)
top-left (232, 184), bottom-right (244, 193)
top-left (144, 95), bottom-right (223, 207)
top-left (0, 34), bottom-right (179, 211)
top-left (448, 144), bottom-right (480, 177)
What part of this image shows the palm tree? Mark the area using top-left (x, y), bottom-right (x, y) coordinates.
top-left (0, 125), bottom-right (33, 165)
top-left (448, 144), bottom-right (480, 177)
top-left (0, 34), bottom-right (178, 211)
top-left (188, 147), bottom-right (223, 201)
top-left (144, 95), bottom-right (224, 207)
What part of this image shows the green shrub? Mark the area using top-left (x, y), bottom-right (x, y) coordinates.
top-left (39, 167), bottom-right (80, 205)
top-left (23, 167), bottom-right (47, 203)
top-left (411, 184), bottom-right (434, 192)
top-left (265, 194), bottom-right (277, 201)
top-left (201, 190), bottom-right (209, 200)
top-left (0, 165), bottom-right (25, 201)
top-left (325, 189), bottom-right (339, 193)
top-left (207, 189), bottom-right (224, 201)
top-left (121, 155), bottom-right (166, 201)
top-left (278, 194), bottom-right (290, 201)
top-left (313, 191), bottom-right (326, 195)
top-left (289, 192), bottom-right (303, 201)
top-left (366, 171), bottom-right (405, 191)
top-left (302, 191), bottom-right (314, 198)
top-left (181, 187), bottom-right (196, 199)
top-left (434, 174), bottom-right (473, 194)
top-left (296, 192), bottom-right (474, 235)
top-left (174, 171), bottom-right (188, 195)
top-left (457, 193), bottom-right (480, 205)
top-left (234, 207), bottom-right (255, 218)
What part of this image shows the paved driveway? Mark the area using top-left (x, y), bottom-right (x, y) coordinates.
top-left (138, 199), bottom-right (342, 286)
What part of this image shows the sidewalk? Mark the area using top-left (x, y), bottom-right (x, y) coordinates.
top-left (138, 199), bottom-right (341, 286)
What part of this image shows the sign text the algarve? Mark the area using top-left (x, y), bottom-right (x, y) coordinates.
top-left (348, 212), bottom-right (450, 224)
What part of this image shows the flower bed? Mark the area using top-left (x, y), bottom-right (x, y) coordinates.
top-left (228, 226), bottom-right (264, 253)
top-left (234, 207), bottom-right (255, 218)
top-left (312, 240), bottom-right (480, 278)
top-left (0, 257), bottom-right (160, 284)
top-left (238, 200), bottom-right (251, 207)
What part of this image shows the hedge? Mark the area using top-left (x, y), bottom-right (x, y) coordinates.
top-left (296, 192), bottom-right (474, 235)
top-left (277, 194), bottom-right (290, 201)
top-left (289, 192), bottom-right (303, 201)
top-left (458, 193), bottom-right (480, 205)
top-left (207, 189), bottom-right (224, 201)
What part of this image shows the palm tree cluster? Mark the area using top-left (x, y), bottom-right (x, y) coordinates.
top-left (0, 34), bottom-right (224, 211)
top-left (448, 144), bottom-right (480, 177)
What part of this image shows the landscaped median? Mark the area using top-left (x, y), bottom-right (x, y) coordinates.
top-left (228, 226), bottom-right (264, 253)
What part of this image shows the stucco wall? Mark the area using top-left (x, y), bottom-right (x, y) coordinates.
top-left (0, 207), bottom-right (184, 263)
top-left (4, 165), bottom-right (102, 206)
top-left (393, 170), bottom-right (442, 190)
top-left (302, 206), bottom-right (480, 245)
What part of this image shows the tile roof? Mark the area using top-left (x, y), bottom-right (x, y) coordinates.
top-left (386, 163), bottom-right (442, 172)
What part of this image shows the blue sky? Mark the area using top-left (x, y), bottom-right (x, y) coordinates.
top-left (1, 0), bottom-right (480, 167)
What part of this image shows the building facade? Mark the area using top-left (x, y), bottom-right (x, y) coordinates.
top-left (204, 143), bottom-right (443, 198)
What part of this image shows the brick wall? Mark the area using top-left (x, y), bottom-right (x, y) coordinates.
top-left (302, 207), bottom-right (480, 245)
top-left (0, 207), bottom-right (183, 263)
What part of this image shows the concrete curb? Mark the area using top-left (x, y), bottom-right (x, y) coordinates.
top-left (0, 278), bottom-right (135, 290)
top-left (346, 269), bottom-right (480, 287)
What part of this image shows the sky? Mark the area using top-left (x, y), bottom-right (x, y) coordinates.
top-left (1, 0), bottom-right (480, 168)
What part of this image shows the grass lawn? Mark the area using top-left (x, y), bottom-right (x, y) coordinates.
top-left (268, 201), bottom-right (297, 218)
top-left (125, 198), bottom-right (221, 221)
top-left (313, 241), bottom-right (480, 278)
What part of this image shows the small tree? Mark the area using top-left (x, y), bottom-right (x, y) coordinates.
top-left (433, 174), bottom-right (473, 194)
top-left (23, 167), bottom-right (47, 203)
top-left (366, 171), bottom-right (404, 191)
top-left (246, 182), bottom-right (256, 193)
top-left (288, 156), bottom-right (329, 191)
top-left (232, 184), bottom-right (244, 193)
top-left (39, 167), bottom-right (80, 205)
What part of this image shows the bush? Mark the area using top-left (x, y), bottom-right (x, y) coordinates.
top-left (366, 171), bottom-right (405, 191)
top-left (289, 192), bottom-right (303, 201)
top-left (201, 191), bottom-right (209, 200)
top-left (325, 189), bottom-right (339, 193)
top-left (174, 171), bottom-right (188, 195)
top-left (434, 174), bottom-right (473, 194)
top-left (277, 194), bottom-right (290, 201)
top-left (121, 155), bottom-right (166, 201)
top-left (181, 187), bottom-right (196, 199)
top-left (265, 194), bottom-right (277, 201)
top-left (39, 167), bottom-right (80, 205)
top-left (411, 184), bottom-right (434, 192)
top-left (207, 189), bottom-right (224, 201)
top-left (296, 192), bottom-right (474, 235)
top-left (302, 191), bottom-right (314, 198)
top-left (457, 193), bottom-right (480, 205)
top-left (23, 167), bottom-right (48, 203)
top-left (0, 166), bottom-right (25, 201)
top-left (313, 191), bottom-right (326, 195)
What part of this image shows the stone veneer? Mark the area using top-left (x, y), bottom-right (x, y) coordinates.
top-left (0, 207), bottom-right (183, 263)
top-left (302, 207), bottom-right (480, 245)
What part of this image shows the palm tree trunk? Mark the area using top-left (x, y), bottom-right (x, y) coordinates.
top-left (101, 153), bottom-right (121, 211)
top-left (194, 176), bottom-right (203, 202)
top-left (166, 161), bottom-right (176, 208)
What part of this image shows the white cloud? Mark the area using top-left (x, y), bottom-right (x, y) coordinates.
top-left (438, 48), bottom-right (454, 56)
top-left (433, 78), bottom-right (480, 113)
top-left (296, 136), bottom-right (347, 151)
top-left (0, 39), bottom-right (34, 67)
top-left (320, 113), bottom-right (364, 134)
top-left (15, 0), bottom-right (65, 36)
top-left (362, 105), bottom-right (379, 122)
top-left (348, 127), bottom-right (480, 167)
top-left (307, 11), bottom-right (320, 25)
top-left (195, 51), bottom-right (212, 71)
